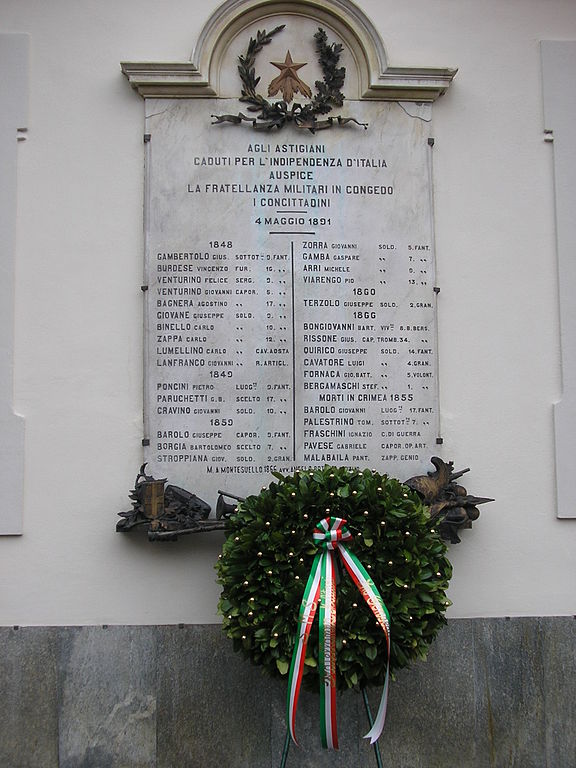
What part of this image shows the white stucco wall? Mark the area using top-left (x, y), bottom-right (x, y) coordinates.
top-left (0, 0), bottom-right (574, 625)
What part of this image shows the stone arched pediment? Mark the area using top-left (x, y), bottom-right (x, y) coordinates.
top-left (122, 0), bottom-right (456, 102)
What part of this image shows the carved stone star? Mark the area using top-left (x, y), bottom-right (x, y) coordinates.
top-left (268, 50), bottom-right (312, 103)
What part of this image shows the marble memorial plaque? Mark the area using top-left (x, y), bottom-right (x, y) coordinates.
top-left (144, 99), bottom-right (439, 500)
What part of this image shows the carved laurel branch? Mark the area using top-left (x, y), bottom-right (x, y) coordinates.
top-left (238, 25), bottom-right (285, 109)
top-left (212, 26), bottom-right (367, 133)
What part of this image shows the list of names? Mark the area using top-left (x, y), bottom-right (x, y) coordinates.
top-left (145, 99), bottom-right (439, 500)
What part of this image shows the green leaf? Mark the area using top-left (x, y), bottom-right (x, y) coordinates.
top-left (276, 658), bottom-right (289, 675)
top-left (365, 645), bottom-right (378, 661)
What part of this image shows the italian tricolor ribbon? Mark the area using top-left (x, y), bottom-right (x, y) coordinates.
top-left (286, 517), bottom-right (391, 749)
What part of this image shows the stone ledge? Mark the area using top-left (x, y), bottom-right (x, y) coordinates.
top-left (0, 617), bottom-right (573, 767)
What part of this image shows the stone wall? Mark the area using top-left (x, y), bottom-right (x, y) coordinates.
top-left (1, 617), bottom-right (574, 767)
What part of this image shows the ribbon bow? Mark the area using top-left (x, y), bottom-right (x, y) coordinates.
top-left (287, 517), bottom-right (391, 749)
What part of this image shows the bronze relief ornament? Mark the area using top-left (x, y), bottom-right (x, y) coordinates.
top-left (212, 26), bottom-right (368, 133)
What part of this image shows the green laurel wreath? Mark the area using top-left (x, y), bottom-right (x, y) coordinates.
top-left (216, 466), bottom-right (452, 692)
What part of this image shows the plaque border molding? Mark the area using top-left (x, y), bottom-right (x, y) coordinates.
top-left (541, 40), bottom-right (576, 518)
top-left (121, 0), bottom-right (457, 102)
top-left (0, 33), bottom-right (28, 535)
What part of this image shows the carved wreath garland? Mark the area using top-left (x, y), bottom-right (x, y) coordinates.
top-left (212, 26), bottom-right (367, 132)
top-left (216, 465), bottom-right (454, 694)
